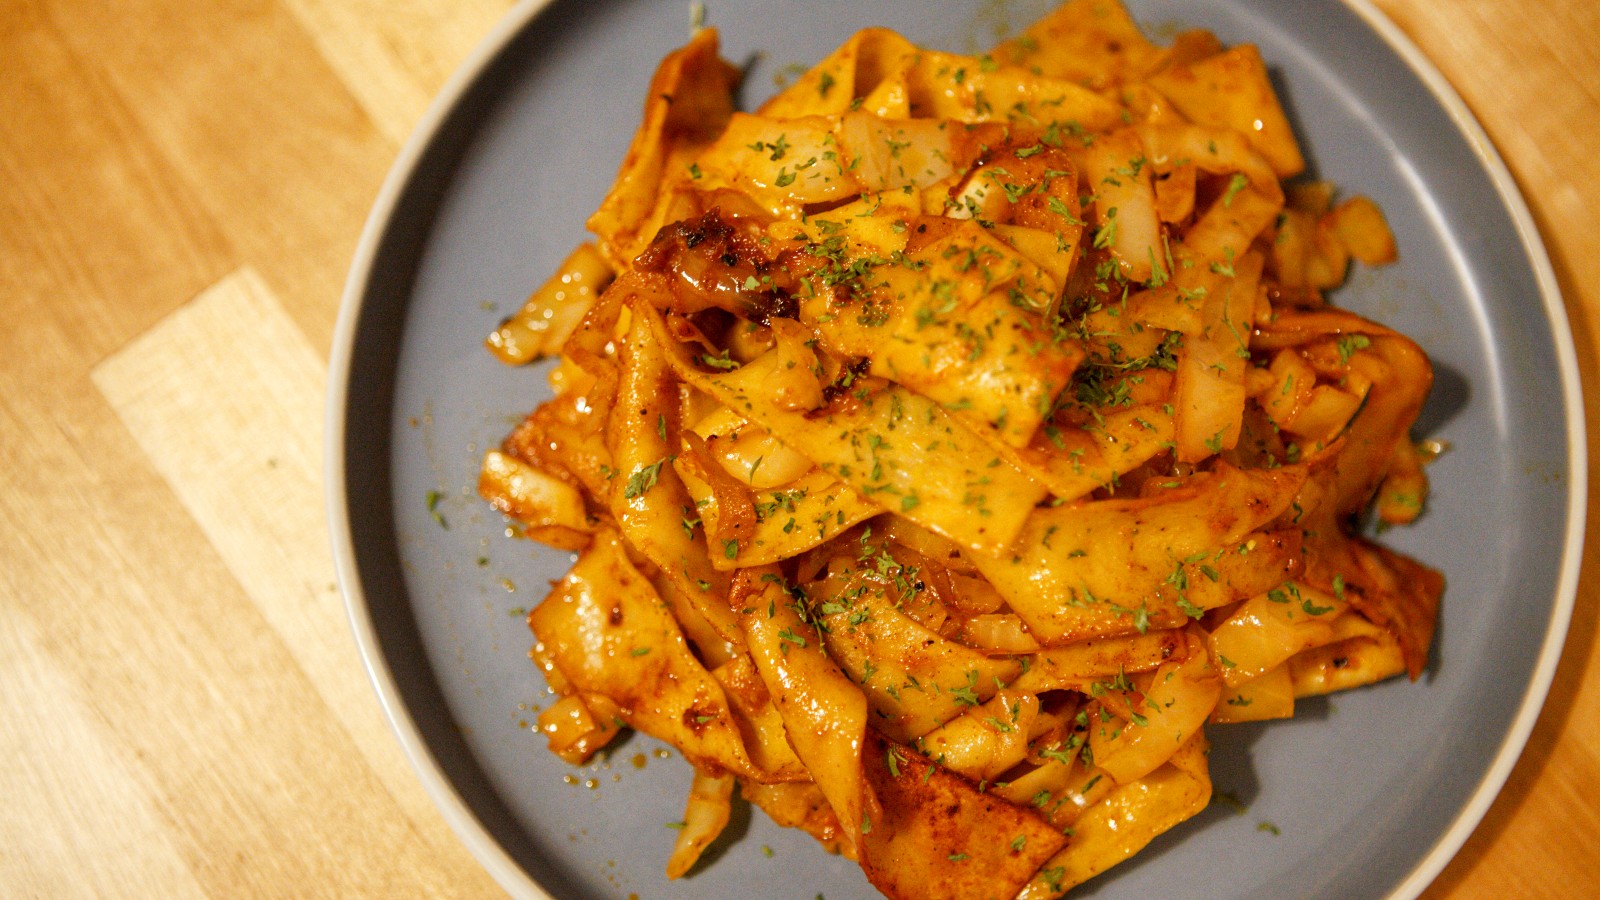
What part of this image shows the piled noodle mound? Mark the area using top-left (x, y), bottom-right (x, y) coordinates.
top-left (478, 2), bottom-right (1442, 896)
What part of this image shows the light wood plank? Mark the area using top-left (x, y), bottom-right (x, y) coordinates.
top-left (0, 0), bottom-right (235, 352)
top-left (90, 267), bottom-right (485, 880)
top-left (0, 612), bottom-right (209, 900)
top-left (279, 0), bottom-right (517, 145)
top-left (0, 378), bottom-right (493, 897)
top-left (34, 0), bottom-right (402, 354)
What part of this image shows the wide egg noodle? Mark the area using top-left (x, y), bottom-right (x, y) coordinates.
top-left (732, 569), bottom-right (873, 858)
top-left (677, 462), bottom-right (883, 568)
top-left (1016, 732), bottom-right (1214, 899)
top-left (643, 302), bottom-right (1050, 556)
top-left (606, 299), bottom-right (744, 648)
top-left (528, 531), bottom-right (762, 780)
top-left (859, 731), bottom-right (1070, 900)
top-left (970, 463), bottom-right (1307, 644)
top-left (792, 208), bottom-right (1083, 449)
top-left (586, 28), bottom-right (742, 268)
top-left (810, 563), bottom-right (1024, 743)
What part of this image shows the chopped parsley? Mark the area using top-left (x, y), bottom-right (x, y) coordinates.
top-left (623, 459), bottom-right (669, 500)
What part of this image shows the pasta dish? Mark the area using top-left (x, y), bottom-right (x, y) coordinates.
top-left (476, 1), bottom-right (1443, 895)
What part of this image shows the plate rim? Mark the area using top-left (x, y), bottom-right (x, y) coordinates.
top-left (1335, 0), bottom-right (1587, 895)
top-left (326, 2), bottom-right (561, 896)
top-left (323, 2), bottom-right (1587, 898)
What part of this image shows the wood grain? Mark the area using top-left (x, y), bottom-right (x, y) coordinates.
top-left (1, 0), bottom-right (1594, 896)
top-left (91, 267), bottom-right (453, 845)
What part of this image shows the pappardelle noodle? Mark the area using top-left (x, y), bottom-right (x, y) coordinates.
top-left (478, 2), bottom-right (1443, 895)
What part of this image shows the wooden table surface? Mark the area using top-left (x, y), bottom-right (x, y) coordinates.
top-left (3, 0), bottom-right (1595, 896)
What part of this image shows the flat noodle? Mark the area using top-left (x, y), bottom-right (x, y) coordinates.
top-left (1145, 45), bottom-right (1306, 178)
top-left (528, 532), bottom-right (761, 779)
top-left (813, 562), bottom-right (1023, 742)
top-left (759, 29), bottom-right (921, 118)
top-left (607, 304), bottom-right (742, 646)
top-left (665, 769), bottom-right (735, 878)
top-left (587, 29), bottom-right (741, 268)
top-left (971, 464), bottom-right (1305, 644)
top-left (678, 464), bottom-right (881, 568)
top-left (478, 4), bottom-right (1444, 896)
top-left (993, 0), bottom-right (1164, 90)
top-left (486, 243), bottom-right (615, 365)
top-left (1017, 733), bottom-right (1214, 898)
top-left (1211, 663), bottom-right (1296, 724)
top-left (918, 689), bottom-right (1041, 781)
top-left (710, 655), bottom-right (810, 781)
top-left (646, 304), bottom-right (1049, 556)
top-left (859, 732), bottom-right (1069, 900)
top-left (794, 211), bottom-right (1083, 448)
top-left (733, 569), bottom-right (873, 857)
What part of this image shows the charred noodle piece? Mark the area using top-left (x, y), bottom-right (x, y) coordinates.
top-left (1305, 536), bottom-right (1443, 680)
top-left (859, 732), bottom-right (1069, 900)
top-left (588, 29), bottom-right (741, 268)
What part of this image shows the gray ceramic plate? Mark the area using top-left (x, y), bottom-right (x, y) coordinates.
top-left (327, 1), bottom-right (1585, 897)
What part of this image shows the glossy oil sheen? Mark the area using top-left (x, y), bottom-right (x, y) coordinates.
top-left (335, 1), bottom-right (1577, 897)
